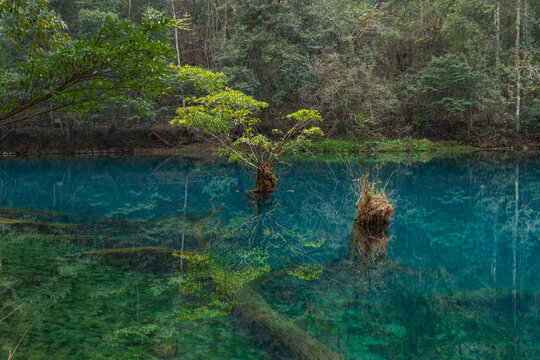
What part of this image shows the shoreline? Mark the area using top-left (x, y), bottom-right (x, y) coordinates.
top-left (0, 137), bottom-right (537, 159)
top-left (1, 146), bottom-right (537, 162)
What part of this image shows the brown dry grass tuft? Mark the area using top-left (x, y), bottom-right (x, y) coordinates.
top-left (355, 187), bottom-right (393, 227)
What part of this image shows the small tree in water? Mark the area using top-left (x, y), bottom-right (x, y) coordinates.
top-left (171, 65), bottom-right (323, 197)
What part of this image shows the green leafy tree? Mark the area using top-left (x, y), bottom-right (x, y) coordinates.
top-left (419, 53), bottom-right (498, 139)
top-left (75, 8), bottom-right (117, 39)
top-left (212, 0), bottom-right (318, 104)
top-left (0, 0), bottom-right (68, 52)
top-left (0, 17), bottom-right (177, 127)
top-left (171, 65), bottom-right (323, 196)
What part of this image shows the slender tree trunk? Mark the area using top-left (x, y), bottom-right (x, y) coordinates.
top-left (515, 0), bottom-right (521, 135)
top-left (171, 0), bottom-right (181, 65)
top-left (204, 0), bottom-right (212, 67)
top-left (223, 2), bottom-right (228, 41)
top-left (66, 117), bottom-right (73, 144)
top-left (213, 0), bottom-right (219, 42)
top-left (49, 103), bottom-right (54, 127)
top-left (495, 1), bottom-right (500, 66)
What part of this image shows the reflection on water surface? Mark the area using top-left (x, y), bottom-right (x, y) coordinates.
top-left (0, 154), bottom-right (538, 359)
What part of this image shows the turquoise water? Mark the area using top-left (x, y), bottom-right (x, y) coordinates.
top-left (0, 154), bottom-right (538, 359)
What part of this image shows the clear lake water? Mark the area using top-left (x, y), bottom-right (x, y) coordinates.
top-left (0, 153), bottom-right (538, 359)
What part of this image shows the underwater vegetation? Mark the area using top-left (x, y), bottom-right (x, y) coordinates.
top-left (0, 155), bottom-right (538, 359)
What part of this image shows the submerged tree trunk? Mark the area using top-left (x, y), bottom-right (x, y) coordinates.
top-left (491, 221), bottom-right (497, 286)
top-left (180, 172), bottom-right (189, 268)
top-left (80, 247), bottom-right (182, 273)
top-left (234, 275), bottom-right (344, 360)
top-left (512, 162), bottom-right (519, 327)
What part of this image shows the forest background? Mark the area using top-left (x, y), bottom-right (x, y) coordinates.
top-left (0, 0), bottom-right (538, 154)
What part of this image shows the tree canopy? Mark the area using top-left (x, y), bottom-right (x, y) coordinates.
top-left (0, 15), bottom-right (177, 127)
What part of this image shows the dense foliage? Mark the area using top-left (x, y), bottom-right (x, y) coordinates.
top-left (173, 0), bottom-right (539, 143)
top-left (0, 0), bottom-right (539, 145)
top-left (0, 18), bottom-right (176, 127)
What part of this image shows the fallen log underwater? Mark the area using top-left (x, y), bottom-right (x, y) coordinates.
top-left (73, 208), bottom-right (225, 273)
top-left (234, 281), bottom-right (344, 360)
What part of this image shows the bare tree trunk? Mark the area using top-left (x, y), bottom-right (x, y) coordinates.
top-left (223, 2), bottom-right (228, 41)
top-left (171, 0), bottom-right (181, 65)
top-left (66, 117), bottom-right (73, 144)
top-left (515, 0), bottom-right (521, 135)
top-left (213, 0), bottom-right (219, 42)
top-left (467, 107), bottom-right (472, 140)
top-left (49, 103), bottom-right (54, 127)
top-left (495, 1), bottom-right (500, 66)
